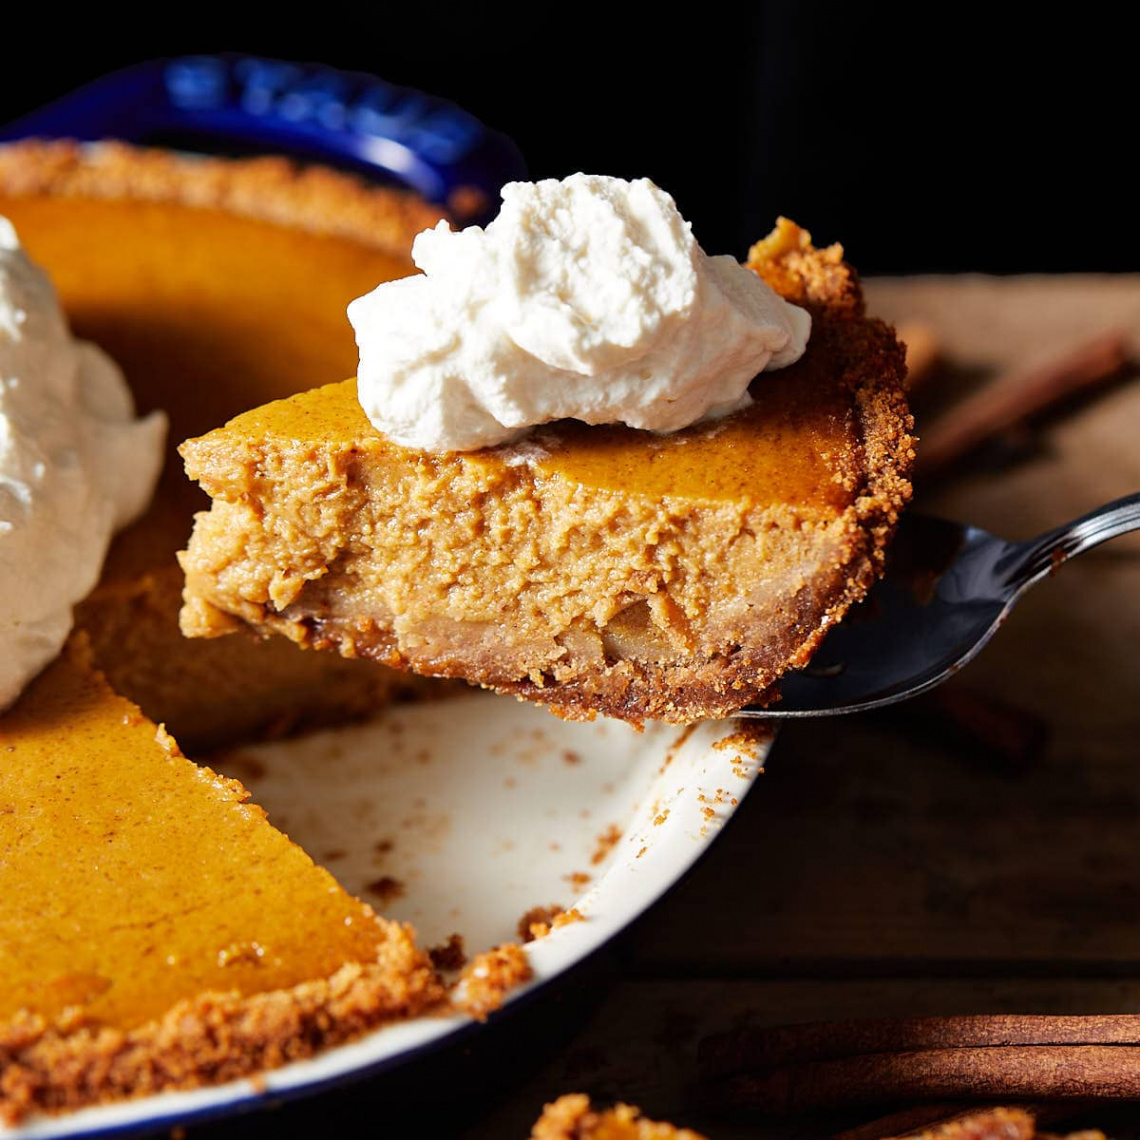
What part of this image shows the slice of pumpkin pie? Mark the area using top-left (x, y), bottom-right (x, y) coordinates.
top-left (178, 199), bottom-right (913, 724)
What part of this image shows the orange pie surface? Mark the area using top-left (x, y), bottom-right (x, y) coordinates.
top-left (0, 638), bottom-right (442, 1122)
top-left (0, 141), bottom-right (445, 750)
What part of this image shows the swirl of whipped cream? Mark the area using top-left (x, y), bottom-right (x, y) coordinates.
top-left (349, 174), bottom-right (810, 452)
top-left (0, 216), bottom-right (167, 708)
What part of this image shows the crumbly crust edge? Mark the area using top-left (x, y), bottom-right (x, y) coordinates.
top-left (0, 139), bottom-right (444, 255)
top-left (0, 929), bottom-right (446, 1125)
top-left (529, 1093), bottom-right (709, 1140)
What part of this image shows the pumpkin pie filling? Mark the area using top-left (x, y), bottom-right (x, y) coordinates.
top-left (0, 637), bottom-right (444, 1122)
top-left (0, 141), bottom-right (447, 750)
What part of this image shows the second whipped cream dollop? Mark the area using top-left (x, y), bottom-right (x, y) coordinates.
top-left (0, 216), bottom-right (167, 710)
top-left (349, 174), bottom-right (811, 452)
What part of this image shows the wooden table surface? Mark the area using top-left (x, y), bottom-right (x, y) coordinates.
top-left (189, 277), bottom-right (1140, 1138)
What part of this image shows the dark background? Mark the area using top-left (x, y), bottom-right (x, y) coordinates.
top-left (2, 4), bottom-right (1135, 275)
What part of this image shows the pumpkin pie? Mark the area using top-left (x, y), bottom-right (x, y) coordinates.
top-left (0, 140), bottom-right (446, 751)
top-left (178, 220), bottom-right (914, 722)
top-left (0, 635), bottom-right (443, 1124)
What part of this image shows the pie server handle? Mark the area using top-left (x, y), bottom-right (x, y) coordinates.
top-left (0, 54), bottom-right (525, 225)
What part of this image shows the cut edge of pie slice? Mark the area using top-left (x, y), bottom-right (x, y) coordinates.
top-left (177, 219), bottom-right (914, 724)
top-left (0, 635), bottom-right (445, 1124)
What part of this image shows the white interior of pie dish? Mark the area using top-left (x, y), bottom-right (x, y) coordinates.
top-left (8, 694), bottom-right (771, 1139)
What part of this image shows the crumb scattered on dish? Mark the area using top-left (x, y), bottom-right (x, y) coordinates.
top-left (364, 876), bottom-right (405, 903)
top-left (453, 943), bottom-right (533, 1020)
top-left (710, 723), bottom-right (774, 757)
top-left (589, 824), bottom-right (623, 866)
top-left (518, 904), bottom-right (565, 943)
top-left (428, 933), bottom-right (467, 971)
top-left (518, 905), bottom-right (585, 943)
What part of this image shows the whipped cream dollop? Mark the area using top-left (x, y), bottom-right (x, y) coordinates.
top-left (0, 216), bottom-right (167, 709)
top-left (349, 173), bottom-right (811, 452)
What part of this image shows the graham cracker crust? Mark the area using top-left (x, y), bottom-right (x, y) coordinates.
top-left (0, 937), bottom-right (443, 1125)
top-left (500, 220), bottom-right (915, 721)
top-left (0, 138), bottom-right (443, 252)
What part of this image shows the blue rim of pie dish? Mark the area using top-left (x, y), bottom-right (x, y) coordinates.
top-left (0, 54), bottom-right (527, 225)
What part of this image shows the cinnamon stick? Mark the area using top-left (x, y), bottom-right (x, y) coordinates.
top-left (708, 1045), bottom-right (1140, 1113)
top-left (898, 321), bottom-right (943, 393)
top-left (699, 1015), bottom-right (1140, 1080)
top-left (914, 330), bottom-right (1130, 481)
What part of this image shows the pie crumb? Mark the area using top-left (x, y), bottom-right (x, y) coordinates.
top-left (589, 824), bottom-right (623, 865)
top-left (529, 1094), bottom-right (707, 1139)
top-left (519, 904), bottom-right (565, 943)
top-left (886, 1105), bottom-right (1106, 1139)
top-left (453, 943), bottom-right (532, 1020)
top-left (364, 876), bottom-right (405, 904)
top-left (518, 905), bottom-right (585, 943)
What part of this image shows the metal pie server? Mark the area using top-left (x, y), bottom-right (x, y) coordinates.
top-left (737, 492), bottom-right (1140, 718)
